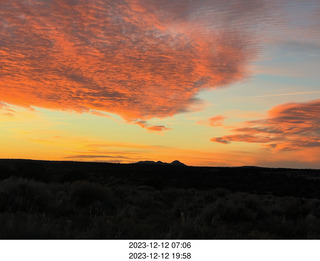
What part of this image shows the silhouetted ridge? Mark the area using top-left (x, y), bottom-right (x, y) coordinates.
top-left (170, 160), bottom-right (186, 166)
top-left (135, 161), bottom-right (163, 165)
top-left (135, 160), bottom-right (186, 166)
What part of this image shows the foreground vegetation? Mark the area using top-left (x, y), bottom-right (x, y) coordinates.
top-left (0, 159), bottom-right (320, 238)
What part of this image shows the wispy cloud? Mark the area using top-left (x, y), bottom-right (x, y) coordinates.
top-left (0, 102), bottom-right (16, 117)
top-left (85, 141), bottom-right (166, 150)
top-left (244, 91), bottom-right (320, 99)
top-left (211, 99), bottom-right (320, 151)
top-left (64, 155), bottom-right (129, 159)
top-left (197, 115), bottom-right (226, 127)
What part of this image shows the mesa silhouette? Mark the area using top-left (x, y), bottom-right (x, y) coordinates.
top-left (0, 159), bottom-right (320, 239)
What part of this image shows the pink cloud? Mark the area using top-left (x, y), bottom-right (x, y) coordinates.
top-left (134, 120), bottom-right (171, 132)
top-left (211, 99), bottom-right (320, 151)
top-left (0, 0), bottom-right (273, 128)
top-left (198, 115), bottom-right (226, 127)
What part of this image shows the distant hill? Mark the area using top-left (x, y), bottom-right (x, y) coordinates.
top-left (135, 160), bottom-right (186, 166)
top-left (170, 160), bottom-right (186, 166)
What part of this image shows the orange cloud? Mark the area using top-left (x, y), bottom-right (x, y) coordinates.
top-left (134, 120), bottom-right (171, 132)
top-left (198, 115), bottom-right (226, 126)
top-left (211, 99), bottom-right (320, 151)
top-left (0, 0), bottom-right (269, 127)
top-left (64, 155), bottom-right (131, 163)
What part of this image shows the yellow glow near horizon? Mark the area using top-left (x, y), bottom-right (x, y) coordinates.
top-left (1, 1), bottom-right (320, 168)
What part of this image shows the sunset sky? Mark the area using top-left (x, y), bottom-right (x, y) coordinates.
top-left (1, 0), bottom-right (320, 168)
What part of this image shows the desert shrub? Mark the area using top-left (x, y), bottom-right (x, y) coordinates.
top-left (168, 217), bottom-right (214, 239)
top-left (265, 218), bottom-right (308, 238)
top-left (212, 188), bottom-right (230, 197)
top-left (136, 185), bottom-right (155, 192)
top-left (130, 191), bottom-right (155, 208)
top-left (0, 177), bottom-right (52, 213)
top-left (199, 203), bottom-right (219, 225)
top-left (144, 176), bottom-right (165, 189)
top-left (280, 197), bottom-right (310, 219)
top-left (117, 205), bottom-right (140, 220)
top-left (111, 217), bottom-right (165, 239)
top-left (242, 194), bottom-right (261, 210)
top-left (71, 181), bottom-right (114, 215)
top-left (0, 212), bottom-right (74, 239)
top-left (84, 214), bottom-right (115, 238)
top-left (202, 191), bottom-right (218, 204)
top-left (129, 187), bottom-right (162, 209)
top-left (309, 199), bottom-right (320, 218)
top-left (59, 170), bottom-right (89, 183)
top-left (45, 183), bottom-right (74, 217)
top-left (172, 197), bottom-right (190, 218)
top-left (158, 188), bottom-right (184, 208)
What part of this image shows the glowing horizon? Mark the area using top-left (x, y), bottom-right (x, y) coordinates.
top-left (1, 0), bottom-right (320, 168)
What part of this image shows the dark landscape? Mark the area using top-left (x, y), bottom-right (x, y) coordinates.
top-left (1, 159), bottom-right (320, 239)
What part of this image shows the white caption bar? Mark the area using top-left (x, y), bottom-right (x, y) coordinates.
top-left (1, 240), bottom-right (319, 261)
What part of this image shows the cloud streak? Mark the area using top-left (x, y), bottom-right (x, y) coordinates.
top-left (0, 102), bottom-right (15, 117)
top-left (211, 99), bottom-right (320, 151)
top-left (0, 0), bottom-right (275, 128)
top-left (244, 91), bottom-right (320, 99)
top-left (197, 115), bottom-right (226, 127)
top-left (64, 155), bottom-right (129, 159)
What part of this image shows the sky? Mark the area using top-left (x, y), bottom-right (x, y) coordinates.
top-left (1, 0), bottom-right (320, 168)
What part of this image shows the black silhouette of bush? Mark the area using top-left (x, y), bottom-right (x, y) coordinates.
top-left (130, 190), bottom-right (157, 208)
top-left (1, 159), bottom-right (320, 238)
top-left (0, 212), bottom-right (74, 239)
top-left (212, 188), bottom-right (230, 197)
top-left (59, 170), bottom-right (89, 183)
top-left (0, 177), bottom-right (52, 213)
top-left (280, 197), bottom-right (309, 219)
top-left (71, 181), bottom-right (114, 215)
